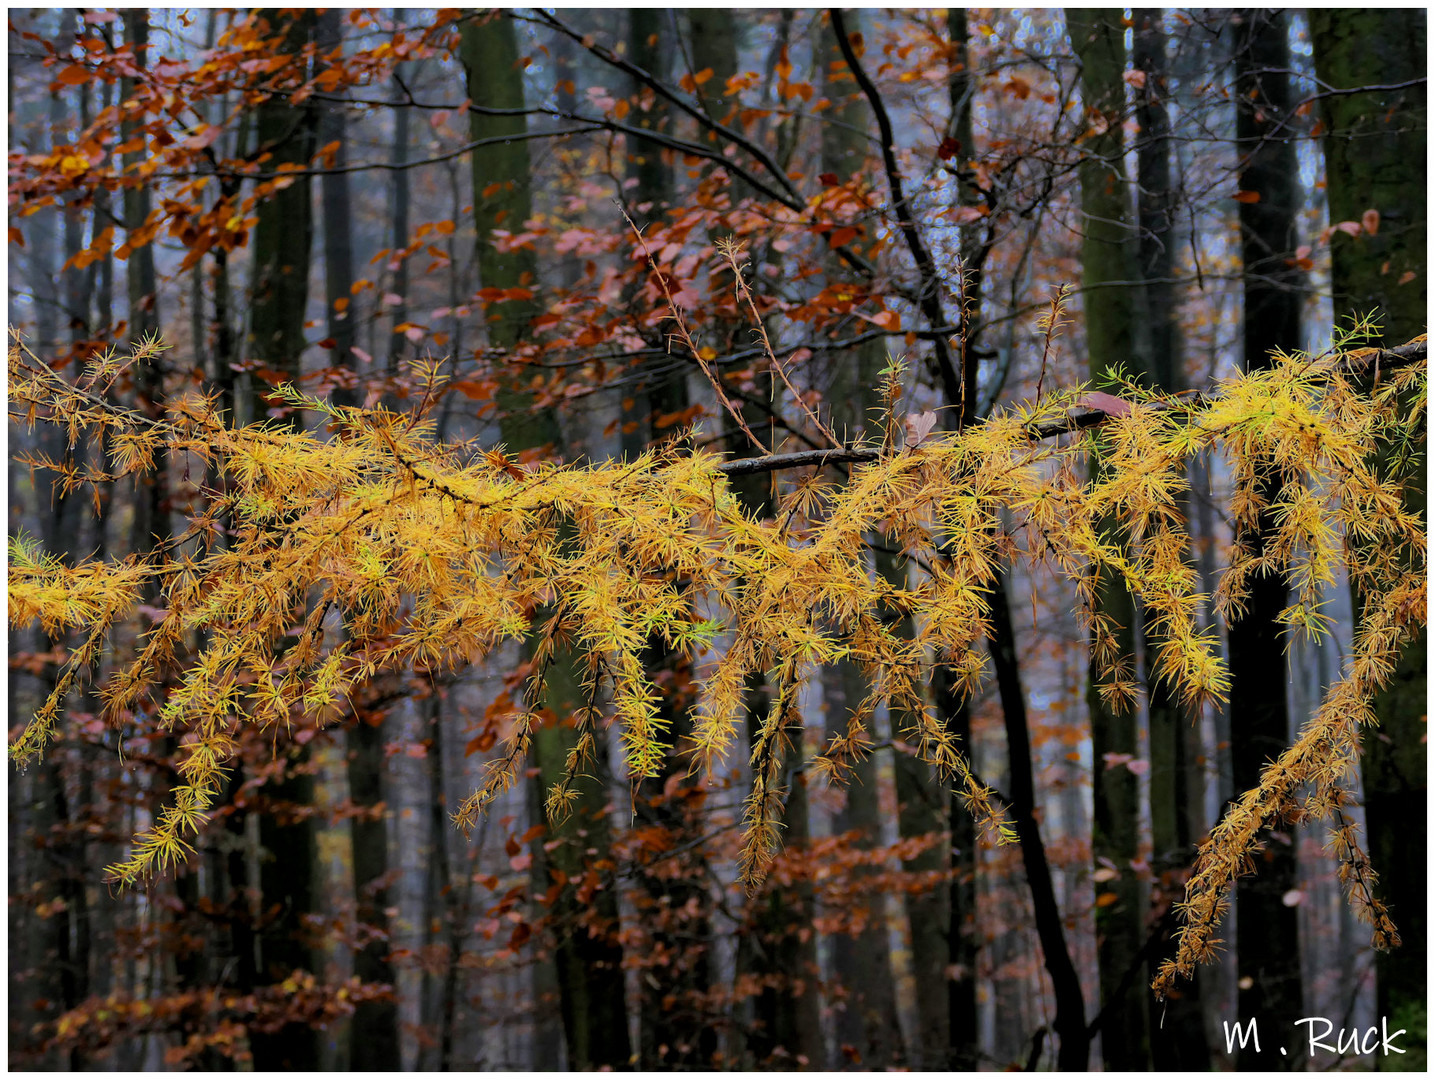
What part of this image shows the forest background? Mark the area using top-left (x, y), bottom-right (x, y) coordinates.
top-left (6, 6), bottom-right (1427, 1072)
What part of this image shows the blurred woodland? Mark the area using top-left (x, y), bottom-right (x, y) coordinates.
top-left (6, 7), bottom-right (1428, 1072)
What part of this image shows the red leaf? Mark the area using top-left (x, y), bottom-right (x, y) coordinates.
top-left (1232, 190), bottom-right (1260, 204)
top-left (829, 226), bottom-right (860, 248)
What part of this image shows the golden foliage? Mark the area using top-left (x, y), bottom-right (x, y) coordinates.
top-left (6, 330), bottom-right (1426, 995)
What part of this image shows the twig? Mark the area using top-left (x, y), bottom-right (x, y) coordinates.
top-left (616, 202), bottom-right (765, 453)
top-left (716, 238), bottom-right (841, 449)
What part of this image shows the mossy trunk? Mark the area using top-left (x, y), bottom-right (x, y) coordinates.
top-left (1067, 9), bottom-right (1149, 1070)
top-left (1310, 10), bottom-right (1427, 1070)
top-left (461, 13), bottom-right (630, 1068)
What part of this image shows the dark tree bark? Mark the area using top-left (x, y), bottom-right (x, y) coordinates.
top-left (938, 10), bottom-right (982, 1068)
top-left (989, 575), bottom-right (1090, 1071)
top-left (316, 9), bottom-right (357, 405)
top-left (242, 11), bottom-right (322, 1071)
top-left (387, 8), bottom-right (411, 373)
top-left (243, 9), bottom-right (317, 421)
top-left (1228, 11), bottom-right (1304, 1066)
top-left (1133, 10), bottom-right (1209, 1070)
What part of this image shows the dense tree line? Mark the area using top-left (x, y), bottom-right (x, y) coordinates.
top-left (8, 8), bottom-right (1425, 1071)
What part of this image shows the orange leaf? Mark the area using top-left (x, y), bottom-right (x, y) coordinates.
top-left (451, 380), bottom-right (493, 401)
top-left (858, 309), bottom-right (900, 333)
top-left (54, 64), bottom-right (91, 86)
top-left (1233, 190), bottom-right (1260, 204)
top-left (8, 226), bottom-right (23, 248)
top-left (829, 226), bottom-right (860, 248)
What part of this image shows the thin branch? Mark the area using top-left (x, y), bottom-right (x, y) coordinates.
top-left (715, 337), bottom-right (1426, 476)
top-left (830, 10), bottom-right (962, 410)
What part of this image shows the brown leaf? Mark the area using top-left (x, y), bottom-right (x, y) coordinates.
top-left (904, 410), bottom-right (938, 446)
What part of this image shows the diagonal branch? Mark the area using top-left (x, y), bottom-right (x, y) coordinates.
top-left (829, 10), bottom-right (963, 413)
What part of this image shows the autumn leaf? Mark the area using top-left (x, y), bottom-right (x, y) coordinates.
top-left (904, 410), bottom-right (938, 447)
top-left (859, 309), bottom-right (900, 333)
top-left (1233, 190), bottom-right (1260, 204)
top-left (53, 64), bottom-right (92, 86)
top-left (1077, 391), bottom-right (1134, 418)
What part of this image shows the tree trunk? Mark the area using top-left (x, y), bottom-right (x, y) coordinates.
top-left (242, 11), bottom-right (321, 1071)
top-left (311, 10), bottom-right (402, 1068)
top-left (939, 11), bottom-right (983, 1067)
top-left (387, 9), bottom-right (411, 373)
top-left (243, 9), bottom-right (316, 422)
top-left (989, 574), bottom-right (1090, 1070)
top-left (816, 15), bottom-right (906, 1070)
top-left (317, 9), bottom-right (357, 404)
top-left (121, 12), bottom-right (159, 350)
top-left (1309, 10), bottom-right (1427, 1071)
top-left (1133, 10), bottom-right (1209, 1069)
top-left (460, 14), bottom-right (631, 1069)
top-left (1228, 11), bottom-right (1305, 1066)
top-left (685, 9), bottom-right (748, 202)
top-left (1066, 9), bottom-right (1149, 1069)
